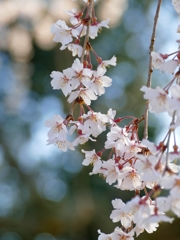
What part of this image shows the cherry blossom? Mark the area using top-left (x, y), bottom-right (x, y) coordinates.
top-left (48, 136), bottom-right (74, 152)
top-left (89, 19), bottom-right (110, 39)
top-left (69, 120), bottom-right (97, 146)
top-left (98, 56), bottom-right (117, 71)
top-left (142, 214), bottom-right (174, 233)
top-left (112, 227), bottom-right (134, 240)
top-left (159, 59), bottom-right (179, 74)
top-left (64, 8), bottom-right (80, 25)
top-left (45, 114), bottom-right (67, 141)
top-left (81, 111), bottom-right (108, 137)
top-left (106, 108), bottom-right (116, 124)
top-left (73, 133), bottom-right (96, 146)
top-left (140, 86), bottom-right (171, 114)
top-left (140, 139), bottom-right (158, 154)
top-left (50, 68), bottom-right (75, 96)
top-left (87, 67), bottom-right (112, 96)
top-left (98, 230), bottom-right (114, 240)
top-left (68, 88), bottom-right (97, 105)
top-left (116, 167), bottom-right (144, 191)
top-left (134, 154), bottom-right (162, 188)
top-left (169, 196), bottom-right (180, 217)
top-left (98, 228), bottom-right (134, 240)
top-left (169, 84), bottom-right (180, 119)
top-left (51, 20), bottom-right (78, 47)
top-left (46, 1), bottom-right (180, 239)
top-left (110, 199), bottom-right (133, 228)
top-left (172, 0), bottom-right (180, 13)
top-left (105, 126), bottom-right (130, 150)
top-left (81, 149), bottom-right (102, 174)
top-left (62, 43), bottom-right (83, 57)
top-left (151, 51), bottom-right (179, 74)
top-left (151, 51), bottom-right (164, 69)
top-left (45, 115), bottom-right (75, 151)
top-left (100, 159), bottom-right (120, 185)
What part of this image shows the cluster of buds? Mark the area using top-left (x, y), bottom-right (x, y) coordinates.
top-left (45, 0), bottom-right (180, 239)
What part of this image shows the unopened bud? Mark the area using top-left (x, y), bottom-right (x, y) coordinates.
top-left (78, 129), bottom-right (82, 135)
top-left (97, 57), bottom-right (102, 64)
top-left (173, 144), bottom-right (178, 152)
top-left (97, 151), bottom-right (102, 157)
top-left (160, 53), bottom-right (169, 59)
top-left (114, 117), bottom-right (122, 123)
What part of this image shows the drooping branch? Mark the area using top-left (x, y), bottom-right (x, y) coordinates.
top-left (143, 0), bottom-right (163, 139)
top-left (80, 0), bottom-right (94, 63)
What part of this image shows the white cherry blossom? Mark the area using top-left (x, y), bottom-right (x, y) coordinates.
top-left (50, 68), bottom-right (75, 96)
top-left (89, 19), bottom-right (110, 39)
top-left (98, 56), bottom-right (117, 71)
top-left (85, 67), bottom-right (112, 96)
top-left (46, 1), bottom-right (180, 238)
top-left (112, 227), bottom-right (134, 240)
top-left (142, 215), bottom-right (173, 234)
top-left (116, 167), bottom-right (144, 191)
top-left (110, 199), bottom-right (133, 228)
top-left (73, 133), bottom-right (96, 146)
top-left (160, 59), bottom-right (179, 74)
top-left (106, 108), bottom-right (116, 124)
top-left (135, 211), bottom-right (161, 233)
top-left (75, 24), bottom-right (87, 37)
top-left (51, 20), bottom-right (78, 47)
top-left (169, 196), bottom-right (180, 217)
top-left (151, 51), bottom-right (164, 69)
top-left (169, 84), bottom-right (180, 116)
top-left (45, 114), bottom-right (67, 141)
top-left (100, 159), bottom-right (120, 185)
top-left (81, 111), bottom-right (108, 137)
top-left (98, 228), bottom-right (134, 240)
top-left (172, 0), bottom-right (180, 13)
top-left (71, 58), bottom-right (93, 85)
top-left (140, 86), bottom-right (171, 114)
top-left (140, 139), bottom-right (159, 154)
top-left (105, 126), bottom-right (130, 150)
top-left (69, 120), bottom-right (97, 146)
top-left (61, 43), bottom-right (83, 57)
top-left (122, 141), bottom-right (142, 160)
top-left (134, 154), bottom-right (162, 188)
top-left (48, 136), bottom-right (74, 152)
top-left (169, 173), bottom-right (180, 197)
top-left (68, 88), bottom-right (97, 105)
top-left (82, 149), bottom-right (102, 174)
top-left (123, 196), bottom-right (152, 226)
top-left (98, 230), bottom-right (113, 240)
top-left (64, 8), bottom-right (80, 25)
top-left (156, 197), bottom-right (171, 213)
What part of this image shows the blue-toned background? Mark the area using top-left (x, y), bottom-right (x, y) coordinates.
top-left (0, 0), bottom-right (179, 239)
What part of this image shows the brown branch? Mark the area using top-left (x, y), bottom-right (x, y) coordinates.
top-left (80, 0), bottom-right (94, 63)
top-left (143, 0), bottom-right (163, 139)
top-left (70, 0), bottom-right (94, 114)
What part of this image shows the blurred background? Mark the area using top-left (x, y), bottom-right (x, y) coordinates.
top-left (0, 0), bottom-right (180, 239)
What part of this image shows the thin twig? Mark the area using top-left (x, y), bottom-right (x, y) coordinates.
top-left (80, 0), bottom-right (94, 63)
top-left (163, 111), bottom-right (176, 176)
top-left (143, 0), bottom-right (163, 139)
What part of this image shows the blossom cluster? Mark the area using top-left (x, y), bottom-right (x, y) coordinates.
top-left (45, 0), bottom-right (180, 239)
